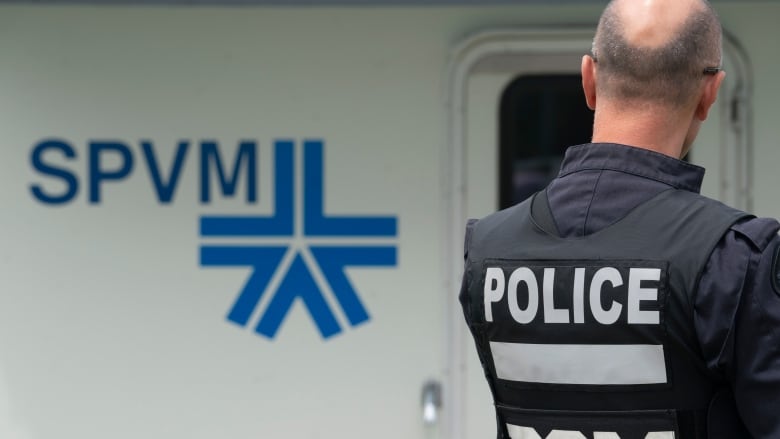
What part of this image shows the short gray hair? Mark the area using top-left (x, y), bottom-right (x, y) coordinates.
top-left (592, 0), bottom-right (722, 107)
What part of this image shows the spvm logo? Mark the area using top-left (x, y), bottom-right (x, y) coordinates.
top-left (29, 138), bottom-right (397, 340)
top-left (200, 140), bottom-right (397, 340)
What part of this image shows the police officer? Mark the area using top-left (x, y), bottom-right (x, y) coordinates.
top-left (459, 0), bottom-right (780, 438)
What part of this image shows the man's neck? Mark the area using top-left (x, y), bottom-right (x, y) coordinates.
top-left (591, 102), bottom-right (691, 159)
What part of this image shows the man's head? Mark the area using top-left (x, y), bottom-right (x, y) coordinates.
top-left (582, 0), bottom-right (726, 157)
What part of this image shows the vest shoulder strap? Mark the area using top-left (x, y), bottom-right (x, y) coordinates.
top-left (730, 217), bottom-right (780, 252)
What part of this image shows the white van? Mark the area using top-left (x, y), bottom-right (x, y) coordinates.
top-left (1, 1), bottom-right (778, 438)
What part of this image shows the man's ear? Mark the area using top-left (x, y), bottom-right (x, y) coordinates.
top-left (695, 70), bottom-right (725, 121)
top-left (581, 55), bottom-right (597, 110)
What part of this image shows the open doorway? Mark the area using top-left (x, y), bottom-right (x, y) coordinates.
top-left (499, 74), bottom-right (593, 208)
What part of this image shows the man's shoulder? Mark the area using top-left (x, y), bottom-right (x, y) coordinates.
top-left (468, 196), bottom-right (534, 235)
top-left (658, 191), bottom-right (780, 256)
top-left (681, 192), bottom-right (780, 252)
top-left (667, 190), bottom-right (745, 216)
top-left (728, 216), bottom-right (780, 253)
top-left (463, 195), bottom-right (536, 259)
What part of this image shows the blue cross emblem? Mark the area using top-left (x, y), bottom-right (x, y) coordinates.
top-left (199, 140), bottom-right (398, 340)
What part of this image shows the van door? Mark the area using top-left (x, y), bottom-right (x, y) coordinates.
top-left (444, 29), bottom-right (753, 439)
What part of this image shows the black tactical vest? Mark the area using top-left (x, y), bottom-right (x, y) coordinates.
top-left (460, 189), bottom-right (752, 439)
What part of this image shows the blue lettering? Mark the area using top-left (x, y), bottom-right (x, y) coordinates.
top-left (141, 140), bottom-right (189, 204)
top-left (200, 140), bottom-right (293, 236)
top-left (199, 140), bottom-right (257, 203)
top-left (29, 139), bottom-right (79, 205)
top-left (89, 141), bottom-right (134, 204)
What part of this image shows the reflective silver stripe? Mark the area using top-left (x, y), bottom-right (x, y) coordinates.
top-left (506, 425), bottom-right (675, 439)
top-left (490, 342), bottom-right (667, 385)
top-left (506, 425), bottom-right (583, 438)
top-left (506, 425), bottom-right (541, 439)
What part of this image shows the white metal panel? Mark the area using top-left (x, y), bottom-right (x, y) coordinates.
top-left (0, 6), bottom-right (451, 439)
top-left (717, 3), bottom-right (780, 220)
